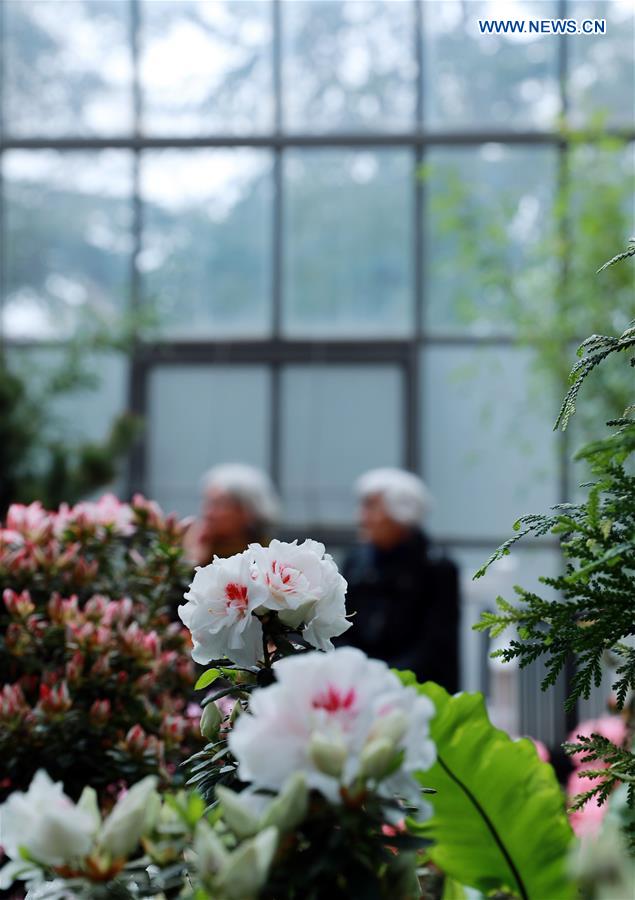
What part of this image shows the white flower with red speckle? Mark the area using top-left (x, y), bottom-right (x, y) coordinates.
top-left (179, 541), bottom-right (351, 667)
top-left (228, 647), bottom-right (436, 808)
top-left (178, 552), bottom-right (268, 667)
top-left (250, 539), bottom-right (351, 650)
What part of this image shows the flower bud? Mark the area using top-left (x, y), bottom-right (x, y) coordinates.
top-left (125, 724), bottom-right (149, 754)
top-left (215, 786), bottom-right (261, 839)
top-left (200, 702), bottom-right (223, 740)
top-left (98, 776), bottom-right (159, 860)
top-left (371, 709), bottom-right (409, 745)
top-left (37, 682), bottom-right (72, 716)
top-left (309, 732), bottom-right (347, 777)
top-left (65, 651), bottom-right (85, 685)
top-left (216, 827), bottom-right (278, 900)
top-left (228, 698), bottom-right (242, 726)
top-left (194, 819), bottom-right (228, 874)
top-left (89, 699), bottom-right (111, 726)
top-left (360, 737), bottom-right (398, 781)
top-left (77, 785), bottom-right (101, 832)
top-left (260, 772), bottom-right (308, 833)
top-left (3, 589), bottom-right (34, 618)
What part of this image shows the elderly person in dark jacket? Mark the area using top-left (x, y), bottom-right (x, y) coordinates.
top-left (341, 468), bottom-right (459, 692)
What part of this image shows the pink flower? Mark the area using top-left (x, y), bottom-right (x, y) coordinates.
top-left (120, 622), bottom-right (161, 660)
top-left (3, 588), bottom-right (35, 618)
top-left (567, 715), bottom-right (627, 765)
top-left (5, 502), bottom-right (54, 540)
top-left (131, 494), bottom-right (164, 529)
top-left (90, 699), bottom-right (111, 726)
top-left (0, 528), bottom-right (24, 548)
top-left (566, 714), bottom-right (627, 836)
top-left (567, 768), bottom-right (608, 836)
top-left (65, 651), bottom-right (85, 684)
top-left (57, 494), bottom-right (135, 537)
top-left (47, 594), bottom-right (80, 625)
top-left (527, 737), bottom-right (550, 763)
top-left (0, 684), bottom-right (29, 723)
top-left (37, 682), bottom-right (72, 716)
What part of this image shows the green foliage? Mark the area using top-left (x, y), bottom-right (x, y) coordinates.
top-left (476, 242), bottom-right (635, 848)
top-left (406, 681), bottom-right (574, 900)
top-left (259, 792), bottom-right (426, 900)
top-left (597, 237), bottom-right (635, 273)
top-left (556, 319), bottom-right (635, 430)
top-left (0, 498), bottom-right (200, 799)
top-left (564, 732), bottom-right (635, 823)
top-left (474, 428), bottom-right (635, 710)
top-left (474, 375), bottom-right (635, 838)
top-left (0, 349), bottom-right (140, 514)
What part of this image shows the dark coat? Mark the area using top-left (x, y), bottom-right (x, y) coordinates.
top-left (340, 530), bottom-right (460, 693)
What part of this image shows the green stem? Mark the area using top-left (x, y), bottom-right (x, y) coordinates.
top-left (436, 754), bottom-right (529, 900)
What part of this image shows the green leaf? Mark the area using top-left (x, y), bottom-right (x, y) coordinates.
top-left (440, 877), bottom-right (468, 900)
top-left (411, 682), bottom-right (575, 900)
top-left (195, 668), bottom-right (222, 690)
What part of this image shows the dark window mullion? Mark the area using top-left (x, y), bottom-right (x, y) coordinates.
top-left (127, 0), bottom-right (145, 496)
top-left (270, 0), bottom-right (283, 488)
top-left (0, 0), bottom-right (6, 350)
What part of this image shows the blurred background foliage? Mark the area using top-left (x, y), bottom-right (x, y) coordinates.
top-left (426, 128), bottom-right (635, 441)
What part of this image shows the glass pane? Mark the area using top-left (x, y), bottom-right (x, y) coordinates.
top-left (281, 0), bottom-right (416, 132)
top-left (425, 145), bottom-right (557, 334)
top-left (423, 0), bottom-right (560, 130)
top-left (3, 151), bottom-right (133, 340)
top-left (568, 1), bottom-right (635, 127)
top-left (421, 346), bottom-right (560, 539)
top-left (453, 545), bottom-right (562, 740)
top-left (283, 149), bottom-right (412, 337)
top-left (140, 0), bottom-right (273, 135)
top-left (6, 347), bottom-right (128, 445)
top-left (3, 0), bottom-right (133, 137)
top-left (280, 365), bottom-right (403, 524)
top-left (147, 365), bottom-right (271, 517)
top-left (139, 149), bottom-right (273, 338)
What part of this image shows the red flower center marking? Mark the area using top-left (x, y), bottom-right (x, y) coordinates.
top-left (266, 560), bottom-right (294, 597)
top-left (312, 685), bottom-right (356, 714)
top-left (224, 582), bottom-right (249, 615)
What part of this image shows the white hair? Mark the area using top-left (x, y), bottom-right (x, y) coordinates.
top-left (355, 468), bottom-right (431, 526)
top-left (202, 463), bottom-right (280, 528)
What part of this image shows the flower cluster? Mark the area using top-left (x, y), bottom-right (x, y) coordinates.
top-left (0, 771), bottom-right (160, 891)
top-left (229, 647), bottom-right (436, 809)
top-left (178, 539), bottom-right (351, 668)
top-left (0, 495), bottom-right (200, 799)
top-left (1, 524), bottom-right (439, 900)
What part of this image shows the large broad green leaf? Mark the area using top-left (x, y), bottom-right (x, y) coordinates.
top-left (409, 680), bottom-right (575, 900)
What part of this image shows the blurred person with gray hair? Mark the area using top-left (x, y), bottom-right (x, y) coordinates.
top-left (341, 468), bottom-right (459, 691)
top-left (183, 463), bottom-right (280, 566)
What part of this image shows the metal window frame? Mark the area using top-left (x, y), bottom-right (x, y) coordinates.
top-left (2, 0), bottom-right (632, 740)
top-left (0, 0), bottom-right (633, 552)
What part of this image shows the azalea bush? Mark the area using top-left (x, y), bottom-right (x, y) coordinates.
top-left (0, 494), bottom-right (201, 800)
